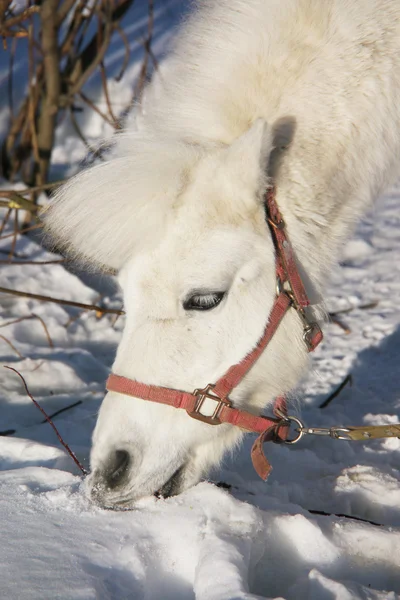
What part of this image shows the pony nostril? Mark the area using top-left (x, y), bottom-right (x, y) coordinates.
top-left (105, 449), bottom-right (130, 489)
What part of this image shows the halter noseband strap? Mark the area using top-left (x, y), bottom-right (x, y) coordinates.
top-left (106, 187), bottom-right (323, 481)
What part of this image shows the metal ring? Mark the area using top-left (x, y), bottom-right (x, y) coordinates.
top-left (282, 415), bottom-right (305, 445)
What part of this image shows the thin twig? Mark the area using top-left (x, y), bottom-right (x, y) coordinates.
top-left (0, 333), bottom-right (24, 357)
top-left (1, 29), bottom-right (27, 41)
top-left (308, 509), bottom-right (382, 527)
top-left (56, 0), bottom-right (76, 26)
top-left (63, 311), bottom-right (85, 329)
top-left (0, 222), bottom-right (42, 240)
top-left (8, 208), bottom-right (18, 259)
top-left (0, 5), bottom-right (39, 30)
top-left (328, 301), bottom-right (380, 334)
top-left (0, 180), bottom-right (66, 196)
top-left (0, 248), bottom-right (27, 258)
top-left (79, 91), bottom-right (116, 127)
top-left (0, 191), bottom-right (41, 212)
top-left (69, 107), bottom-right (104, 158)
top-left (328, 314), bottom-right (351, 334)
top-left (68, 0), bottom-right (97, 58)
top-left (59, 0), bottom-right (86, 53)
top-left (41, 400), bottom-right (82, 423)
top-left (111, 312), bottom-right (122, 328)
top-left (67, 7), bottom-right (114, 98)
top-left (100, 60), bottom-right (119, 127)
top-left (319, 374), bottom-right (352, 409)
top-left (4, 366), bottom-right (88, 475)
top-left (7, 35), bottom-right (16, 119)
top-left (0, 313), bottom-right (54, 348)
top-left (330, 301), bottom-right (379, 317)
top-left (28, 20), bottom-right (40, 188)
top-left (114, 23), bottom-right (130, 82)
top-left (0, 208), bottom-right (11, 237)
top-left (3, 96), bottom-right (29, 180)
top-left (0, 285), bottom-right (123, 315)
top-left (0, 258), bottom-right (64, 265)
top-left (33, 313), bottom-right (54, 348)
top-left (29, 359), bottom-right (45, 373)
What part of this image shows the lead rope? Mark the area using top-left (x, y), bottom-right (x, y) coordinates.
top-left (279, 413), bottom-right (400, 445)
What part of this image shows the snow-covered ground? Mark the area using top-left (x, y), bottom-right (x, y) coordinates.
top-left (1, 2), bottom-right (400, 598)
top-left (1, 182), bottom-right (400, 600)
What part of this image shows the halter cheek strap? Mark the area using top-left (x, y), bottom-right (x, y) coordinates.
top-left (106, 187), bottom-right (323, 480)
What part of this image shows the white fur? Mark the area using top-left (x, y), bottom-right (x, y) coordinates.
top-left (44, 0), bottom-right (400, 507)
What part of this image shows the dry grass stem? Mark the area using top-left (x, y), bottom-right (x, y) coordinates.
top-left (4, 366), bottom-right (88, 475)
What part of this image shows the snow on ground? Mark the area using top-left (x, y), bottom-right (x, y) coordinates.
top-left (1, 1), bottom-right (400, 598)
top-left (1, 185), bottom-right (400, 600)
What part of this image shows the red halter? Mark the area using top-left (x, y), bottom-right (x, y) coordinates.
top-left (106, 187), bottom-right (323, 480)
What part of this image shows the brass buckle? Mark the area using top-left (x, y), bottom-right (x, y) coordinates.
top-left (187, 384), bottom-right (231, 425)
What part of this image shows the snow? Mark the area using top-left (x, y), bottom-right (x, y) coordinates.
top-left (1, 184), bottom-right (399, 600)
top-left (1, 2), bottom-right (400, 598)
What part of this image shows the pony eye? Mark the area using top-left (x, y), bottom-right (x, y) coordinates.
top-left (183, 291), bottom-right (225, 311)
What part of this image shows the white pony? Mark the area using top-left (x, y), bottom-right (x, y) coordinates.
top-left (44, 0), bottom-right (400, 507)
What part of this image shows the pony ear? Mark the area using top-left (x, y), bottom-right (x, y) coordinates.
top-left (224, 119), bottom-right (273, 193)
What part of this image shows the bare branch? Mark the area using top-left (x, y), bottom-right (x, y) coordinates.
top-left (0, 190), bottom-right (41, 212)
top-left (0, 208), bottom-right (11, 237)
top-left (56, 0), bottom-right (77, 26)
top-left (0, 285), bottom-right (124, 315)
top-left (0, 259), bottom-right (64, 265)
top-left (35, 0), bottom-right (61, 186)
top-left (79, 91), bottom-right (116, 127)
top-left (0, 179), bottom-right (66, 196)
top-left (0, 333), bottom-right (24, 357)
top-left (0, 222), bottom-right (42, 240)
top-left (114, 24), bottom-right (130, 82)
top-left (100, 60), bottom-right (119, 128)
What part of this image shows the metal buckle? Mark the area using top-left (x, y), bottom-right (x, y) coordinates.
top-left (302, 321), bottom-right (322, 351)
top-left (187, 384), bottom-right (231, 425)
top-left (285, 290), bottom-right (321, 351)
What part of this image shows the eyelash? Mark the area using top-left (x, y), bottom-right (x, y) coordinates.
top-left (183, 291), bottom-right (225, 311)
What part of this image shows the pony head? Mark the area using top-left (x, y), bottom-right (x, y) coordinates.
top-left (44, 120), bottom-right (308, 507)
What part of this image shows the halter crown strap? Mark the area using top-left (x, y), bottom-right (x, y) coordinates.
top-left (266, 188), bottom-right (310, 309)
top-left (106, 187), bottom-right (323, 481)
